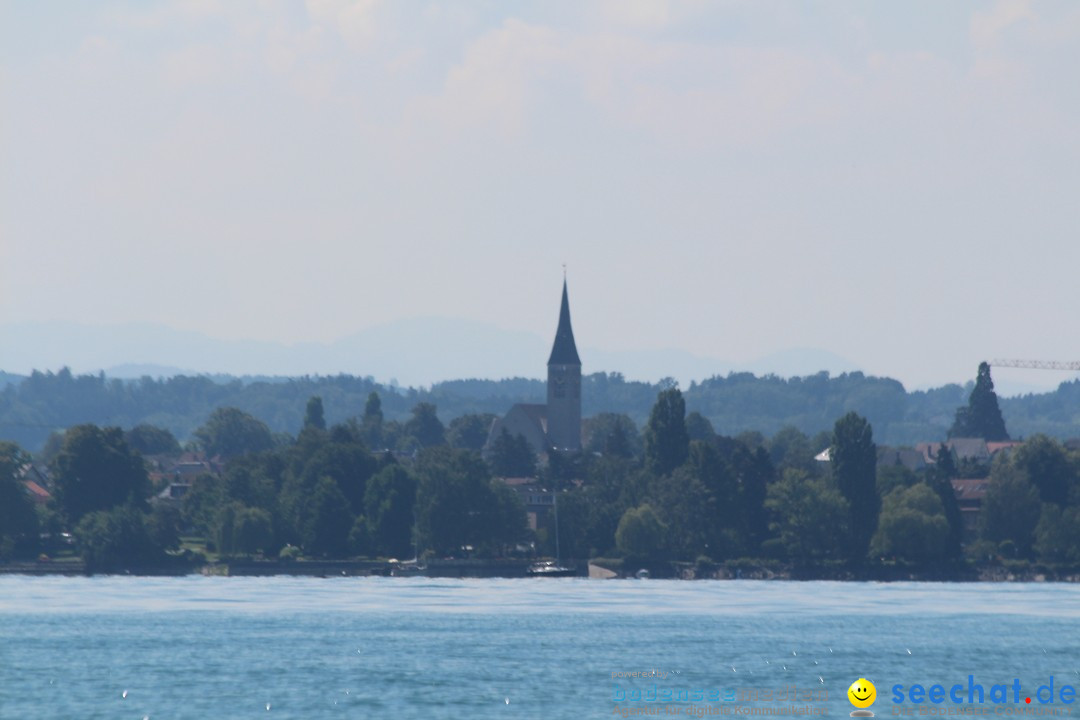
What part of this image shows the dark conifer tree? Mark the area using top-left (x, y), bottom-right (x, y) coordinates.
top-left (644, 388), bottom-right (689, 477)
top-left (949, 362), bottom-right (1009, 441)
top-left (304, 396), bottom-right (326, 431)
top-left (831, 412), bottom-right (879, 560)
top-left (489, 429), bottom-right (536, 477)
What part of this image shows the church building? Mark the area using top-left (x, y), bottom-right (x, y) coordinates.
top-left (485, 279), bottom-right (582, 456)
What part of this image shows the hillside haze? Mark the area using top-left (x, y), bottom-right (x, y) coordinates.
top-left (2, 365), bottom-right (1079, 454)
top-left (0, 320), bottom-right (868, 389)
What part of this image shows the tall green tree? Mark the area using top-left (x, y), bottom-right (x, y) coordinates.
top-left (222, 460), bottom-right (279, 512)
top-left (831, 412), bottom-right (880, 560)
top-left (876, 464), bottom-right (917, 497)
top-left (304, 396), bottom-right (326, 431)
top-left (684, 440), bottom-right (744, 558)
top-left (74, 506), bottom-right (165, 572)
top-left (489, 429), bottom-right (537, 477)
top-left (949, 362), bottom-right (1009, 441)
top-left (648, 466), bottom-right (712, 560)
top-left (933, 443), bottom-right (958, 479)
top-left (414, 448), bottom-right (523, 557)
top-left (194, 407), bottom-right (274, 458)
top-left (688, 441), bottom-right (739, 528)
top-left (181, 473), bottom-right (224, 537)
top-left (446, 413), bottom-right (496, 451)
top-left (490, 481), bottom-right (528, 552)
top-left (980, 461), bottom-right (1040, 556)
top-left (361, 392), bottom-right (384, 449)
top-left (870, 484), bottom-right (950, 562)
top-left (576, 456), bottom-right (637, 557)
top-left (765, 469), bottom-right (849, 562)
top-left (298, 442), bottom-right (377, 516)
top-left (1012, 435), bottom-right (1075, 506)
top-left (615, 504), bottom-right (666, 560)
top-left (364, 465), bottom-right (417, 558)
top-left (233, 506), bottom-right (274, 556)
top-left (302, 477), bottom-right (355, 557)
top-left (927, 474), bottom-right (964, 559)
top-left (583, 413), bottom-right (641, 459)
top-left (685, 412), bottom-right (716, 442)
top-left (146, 504), bottom-right (182, 553)
top-left (732, 443), bottom-right (774, 552)
top-left (768, 426), bottom-right (817, 475)
top-left (404, 402), bottom-right (446, 449)
top-left (124, 425), bottom-right (181, 456)
top-left (1034, 504), bottom-right (1080, 564)
top-left (644, 388), bottom-right (689, 477)
top-left (603, 422), bottom-right (633, 459)
top-left (52, 425), bottom-right (149, 525)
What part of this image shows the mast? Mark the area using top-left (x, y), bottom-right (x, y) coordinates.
top-left (553, 479), bottom-right (561, 563)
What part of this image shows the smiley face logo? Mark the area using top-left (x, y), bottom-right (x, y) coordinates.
top-left (848, 678), bottom-right (877, 709)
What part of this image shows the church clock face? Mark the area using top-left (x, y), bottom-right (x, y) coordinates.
top-left (553, 373), bottom-right (566, 398)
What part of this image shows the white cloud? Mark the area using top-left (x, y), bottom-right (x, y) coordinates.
top-left (3, 1), bottom-right (1080, 387)
top-left (305, 0), bottom-right (382, 51)
top-left (971, 0), bottom-right (1034, 49)
top-left (597, 0), bottom-right (672, 28)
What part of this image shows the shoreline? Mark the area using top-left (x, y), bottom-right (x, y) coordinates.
top-left (3, 558), bottom-right (1080, 582)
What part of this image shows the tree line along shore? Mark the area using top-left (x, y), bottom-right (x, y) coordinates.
top-left (2, 363), bottom-right (1080, 578)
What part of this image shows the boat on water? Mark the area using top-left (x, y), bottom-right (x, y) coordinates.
top-left (527, 475), bottom-right (576, 577)
top-left (390, 557), bottom-right (427, 577)
top-left (527, 560), bottom-right (577, 578)
top-left (390, 563), bottom-right (427, 577)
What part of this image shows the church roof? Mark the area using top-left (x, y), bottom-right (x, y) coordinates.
top-left (547, 279), bottom-right (581, 366)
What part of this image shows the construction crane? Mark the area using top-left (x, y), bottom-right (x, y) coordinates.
top-left (991, 359), bottom-right (1080, 371)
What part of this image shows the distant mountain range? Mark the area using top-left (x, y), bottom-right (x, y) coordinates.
top-left (0, 319), bottom-right (863, 388)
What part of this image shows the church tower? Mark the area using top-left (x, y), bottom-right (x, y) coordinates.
top-left (546, 279), bottom-right (582, 452)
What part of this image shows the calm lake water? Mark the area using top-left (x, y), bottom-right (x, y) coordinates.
top-left (2, 577), bottom-right (1079, 719)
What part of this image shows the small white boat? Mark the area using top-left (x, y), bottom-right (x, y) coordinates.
top-left (391, 558), bottom-right (427, 577)
top-left (527, 561), bottom-right (576, 577)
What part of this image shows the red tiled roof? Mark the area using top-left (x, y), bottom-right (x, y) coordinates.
top-left (986, 441), bottom-right (1023, 455)
top-left (22, 479), bottom-right (51, 503)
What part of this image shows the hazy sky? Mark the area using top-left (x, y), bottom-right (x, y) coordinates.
top-left (3, 1), bottom-right (1079, 390)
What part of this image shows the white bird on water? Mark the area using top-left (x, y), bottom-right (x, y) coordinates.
top-left (122, 690), bottom-right (128, 699)
top-left (819, 677), bottom-right (825, 684)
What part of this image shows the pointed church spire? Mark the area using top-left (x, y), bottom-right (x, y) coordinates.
top-left (547, 278), bottom-right (581, 366)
